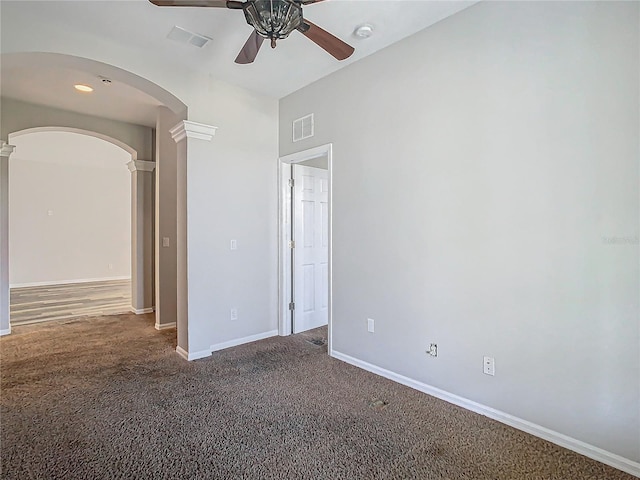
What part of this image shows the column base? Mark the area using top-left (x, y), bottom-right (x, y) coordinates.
top-left (155, 322), bottom-right (176, 331)
top-left (130, 306), bottom-right (154, 315)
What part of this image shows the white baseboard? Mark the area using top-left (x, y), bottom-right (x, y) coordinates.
top-left (0, 327), bottom-right (11, 336)
top-left (176, 345), bottom-right (211, 361)
top-left (331, 350), bottom-right (640, 478)
top-left (210, 329), bottom-right (278, 353)
top-left (175, 330), bottom-right (278, 361)
top-left (10, 276), bottom-right (131, 288)
top-left (131, 307), bottom-right (154, 315)
top-left (176, 346), bottom-right (188, 360)
top-left (155, 322), bottom-right (176, 331)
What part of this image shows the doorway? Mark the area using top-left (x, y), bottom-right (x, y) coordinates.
top-left (7, 130), bottom-right (134, 326)
top-left (278, 144), bottom-right (333, 351)
top-left (0, 52), bottom-right (188, 340)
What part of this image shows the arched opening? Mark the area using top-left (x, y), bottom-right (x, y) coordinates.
top-left (0, 53), bottom-right (188, 338)
top-left (7, 129), bottom-right (135, 325)
top-left (10, 127), bottom-right (139, 159)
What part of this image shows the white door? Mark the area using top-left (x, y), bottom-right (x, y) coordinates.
top-left (293, 164), bottom-right (328, 333)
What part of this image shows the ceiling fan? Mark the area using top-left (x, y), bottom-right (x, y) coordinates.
top-left (150, 0), bottom-right (355, 64)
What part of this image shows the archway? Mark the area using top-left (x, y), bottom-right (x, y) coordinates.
top-left (10, 127), bottom-right (139, 159)
top-left (7, 127), bottom-right (153, 326)
top-left (0, 53), bottom-right (188, 337)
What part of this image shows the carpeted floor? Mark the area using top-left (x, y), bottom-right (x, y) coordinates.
top-left (0, 314), bottom-right (633, 479)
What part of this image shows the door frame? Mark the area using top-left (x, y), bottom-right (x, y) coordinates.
top-left (278, 143), bottom-right (333, 353)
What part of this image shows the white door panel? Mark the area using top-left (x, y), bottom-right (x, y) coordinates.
top-left (293, 165), bottom-right (328, 333)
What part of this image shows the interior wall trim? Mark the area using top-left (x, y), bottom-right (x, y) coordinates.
top-left (131, 307), bottom-right (155, 315)
top-left (176, 345), bottom-right (211, 361)
top-left (154, 321), bottom-right (176, 330)
top-left (210, 330), bottom-right (279, 353)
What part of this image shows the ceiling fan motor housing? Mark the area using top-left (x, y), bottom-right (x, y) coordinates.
top-left (242, 0), bottom-right (303, 44)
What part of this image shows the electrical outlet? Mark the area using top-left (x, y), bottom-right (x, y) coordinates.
top-left (427, 343), bottom-right (437, 357)
top-left (367, 318), bottom-right (375, 333)
top-left (162, 237), bottom-right (170, 248)
top-left (230, 308), bottom-right (238, 321)
top-left (483, 356), bottom-right (495, 376)
top-left (108, 263), bottom-right (113, 270)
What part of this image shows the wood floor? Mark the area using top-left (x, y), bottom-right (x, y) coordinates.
top-left (10, 279), bottom-right (132, 326)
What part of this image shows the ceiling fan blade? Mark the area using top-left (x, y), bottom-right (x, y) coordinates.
top-left (297, 20), bottom-right (354, 61)
top-left (235, 31), bottom-right (265, 64)
top-left (149, 0), bottom-right (243, 8)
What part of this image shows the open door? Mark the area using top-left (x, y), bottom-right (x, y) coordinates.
top-left (292, 163), bottom-right (329, 333)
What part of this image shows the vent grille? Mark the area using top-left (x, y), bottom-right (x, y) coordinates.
top-left (167, 26), bottom-right (212, 48)
top-left (293, 114), bottom-right (314, 142)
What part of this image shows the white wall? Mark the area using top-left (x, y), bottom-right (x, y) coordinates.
top-left (299, 154), bottom-right (328, 170)
top-left (280, 0), bottom-right (639, 468)
top-left (9, 131), bottom-right (131, 286)
top-left (185, 81), bottom-right (279, 354)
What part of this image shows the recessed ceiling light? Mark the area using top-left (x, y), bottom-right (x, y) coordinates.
top-left (354, 24), bottom-right (374, 39)
top-left (74, 84), bottom-right (94, 93)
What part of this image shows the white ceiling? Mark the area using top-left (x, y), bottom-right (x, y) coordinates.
top-left (2, 65), bottom-right (164, 127)
top-left (1, 0), bottom-right (477, 127)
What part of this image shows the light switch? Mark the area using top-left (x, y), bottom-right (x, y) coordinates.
top-left (367, 318), bottom-right (375, 333)
top-left (230, 239), bottom-right (237, 250)
top-left (162, 237), bottom-right (170, 247)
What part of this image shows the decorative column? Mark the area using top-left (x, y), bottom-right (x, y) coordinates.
top-left (169, 121), bottom-right (217, 360)
top-left (127, 160), bottom-right (155, 316)
top-left (0, 142), bottom-right (15, 336)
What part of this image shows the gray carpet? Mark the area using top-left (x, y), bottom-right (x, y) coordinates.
top-left (0, 314), bottom-right (633, 479)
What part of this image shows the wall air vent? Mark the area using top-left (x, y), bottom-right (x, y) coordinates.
top-left (167, 26), bottom-right (212, 48)
top-left (293, 114), bottom-right (314, 142)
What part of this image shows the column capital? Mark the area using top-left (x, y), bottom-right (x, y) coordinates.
top-left (1, 141), bottom-right (15, 158)
top-left (170, 121), bottom-right (217, 143)
top-left (127, 160), bottom-right (156, 173)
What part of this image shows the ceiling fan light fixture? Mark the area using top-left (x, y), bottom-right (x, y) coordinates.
top-left (243, 0), bottom-right (303, 45)
top-left (149, 0), bottom-right (354, 64)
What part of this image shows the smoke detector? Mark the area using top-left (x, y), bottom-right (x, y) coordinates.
top-left (354, 24), bottom-right (374, 39)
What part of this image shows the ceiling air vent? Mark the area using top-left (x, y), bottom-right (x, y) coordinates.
top-left (167, 26), bottom-right (212, 48)
top-left (293, 114), bottom-right (314, 142)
